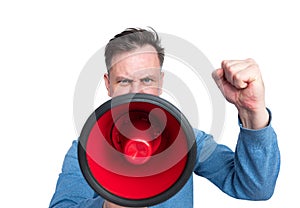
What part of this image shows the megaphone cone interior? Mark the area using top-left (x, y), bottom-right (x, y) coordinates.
top-left (78, 93), bottom-right (197, 207)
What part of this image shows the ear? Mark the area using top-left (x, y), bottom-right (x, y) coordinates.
top-left (104, 73), bottom-right (112, 97)
top-left (158, 71), bottom-right (164, 95)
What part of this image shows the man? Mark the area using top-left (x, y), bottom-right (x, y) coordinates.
top-left (49, 28), bottom-right (280, 208)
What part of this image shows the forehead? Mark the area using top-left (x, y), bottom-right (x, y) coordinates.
top-left (110, 45), bottom-right (160, 76)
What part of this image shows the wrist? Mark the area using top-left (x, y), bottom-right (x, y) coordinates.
top-left (238, 107), bottom-right (269, 129)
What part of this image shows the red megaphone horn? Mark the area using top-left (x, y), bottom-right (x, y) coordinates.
top-left (78, 93), bottom-right (197, 207)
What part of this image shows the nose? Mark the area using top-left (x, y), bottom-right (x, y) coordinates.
top-left (130, 82), bottom-right (144, 94)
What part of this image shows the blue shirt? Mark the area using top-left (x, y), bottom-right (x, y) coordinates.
top-left (49, 111), bottom-right (280, 208)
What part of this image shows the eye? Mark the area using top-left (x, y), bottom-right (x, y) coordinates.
top-left (118, 79), bottom-right (132, 86)
top-left (141, 77), bottom-right (153, 85)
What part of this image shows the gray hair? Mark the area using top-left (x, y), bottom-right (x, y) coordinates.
top-left (104, 27), bottom-right (165, 73)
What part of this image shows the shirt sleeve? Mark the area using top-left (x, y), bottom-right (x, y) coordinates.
top-left (49, 140), bottom-right (104, 208)
top-left (193, 109), bottom-right (280, 200)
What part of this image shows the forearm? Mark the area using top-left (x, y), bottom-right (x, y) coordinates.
top-left (232, 122), bottom-right (280, 199)
top-left (195, 112), bottom-right (280, 200)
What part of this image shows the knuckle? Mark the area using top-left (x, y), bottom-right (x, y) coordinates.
top-left (246, 58), bottom-right (259, 67)
top-left (226, 66), bottom-right (234, 76)
top-left (222, 60), bottom-right (230, 69)
top-left (249, 63), bottom-right (260, 73)
top-left (233, 72), bottom-right (241, 80)
top-left (246, 58), bottom-right (255, 62)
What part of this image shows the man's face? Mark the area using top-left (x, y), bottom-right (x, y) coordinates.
top-left (104, 45), bottom-right (164, 97)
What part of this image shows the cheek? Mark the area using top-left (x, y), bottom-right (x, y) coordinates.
top-left (110, 85), bottom-right (130, 97)
top-left (143, 87), bottom-right (161, 96)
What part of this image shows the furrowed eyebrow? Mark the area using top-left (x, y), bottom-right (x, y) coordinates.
top-left (115, 76), bottom-right (132, 81)
top-left (113, 73), bottom-right (159, 84)
top-left (141, 75), bottom-right (156, 80)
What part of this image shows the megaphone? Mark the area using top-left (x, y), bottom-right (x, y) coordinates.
top-left (78, 93), bottom-right (197, 207)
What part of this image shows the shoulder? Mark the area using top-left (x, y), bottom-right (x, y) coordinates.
top-left (193, 128), bottom-right (211, 143)
top-left (61, 139), bottom-right (80, 173)
top-left (68, 139), bottom-right (79, 154)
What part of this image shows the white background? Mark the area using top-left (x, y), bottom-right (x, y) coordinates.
top-left (0, 0), bottom-right (299, 207)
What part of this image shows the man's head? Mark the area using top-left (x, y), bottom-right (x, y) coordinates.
top-left (104, 28), bottom-right (165, 97)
